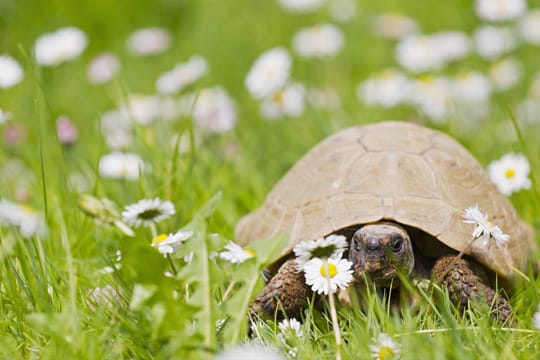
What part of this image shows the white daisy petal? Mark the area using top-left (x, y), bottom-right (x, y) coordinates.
top-left (462, 205), bottom-right (510, 250)
top-left (278, 318), bottom-right (304, 339)
top-left (121, 198), bottom-right (175, 228)
top-left (245, 48), bottom-right (291, 99)
top-left (34, 27), bottom-right (88, 66)
top-left (152, 230), bottom-right (193, 256)
top-left (303, 257), bottom-right (353, 295)
top-left (369, 333), bottom-right (401, 360)
top-left (219, 241), bottom-right (255, 264)
top-left (488, 153), bottom-right (531, 195)
top-left (294, 234), bottom-right (348, 270)
top-left (0, 55), bottom-right (24, 89)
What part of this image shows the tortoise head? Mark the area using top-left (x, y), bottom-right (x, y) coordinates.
top-left (348, 222), bottom-right (414, 287)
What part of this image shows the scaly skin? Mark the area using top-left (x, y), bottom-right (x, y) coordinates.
top-left (432, 254), bottom-right (512, 322)
top-left (250, 258), bottom-right (313, 319)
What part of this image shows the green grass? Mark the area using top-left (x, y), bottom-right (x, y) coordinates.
top-left (1, 0), bottom-right (540, 359)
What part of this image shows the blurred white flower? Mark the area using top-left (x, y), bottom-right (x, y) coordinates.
top-left (120, 94), bottom-right (162, 125)
top-left (473, 26), bottom-right (517, 60)
top-left (156, 55), bottom-right (208, 95)
top-left (98, 152), bottom-right (145, 180)
top-left (245, 47), bottom-right (291, 99)
top-left (410, 75), bottom-right (453, 121)
top-left (127, 27), bottom-right (170, 56)
top-left (193, 87), bottom-right (237, 133)
top-left (328, 0), bottom-right (356, 23)
top-left (369, 333), bottom-right (401, 360)
top-left (0, 55), bottom-right (24, 88)
top-left (294, 234), bottom-right (348, 270)
top-left (303, 257), bottom-right (353, 295)
top-left (216, 343), bottom-right (285, 360)
top-left (101, 110), bottom-right (133, 149)
top-left (533, 304), bottom-right (540, 329)
top-left (307, 86), bottom-right (341, 111)
top-left (488, 153), bottom-right (531, 195)
top-left (278, 318), bottom-right (304, 339)
top-left (475, 0), bottom-right (527, 22)
top-left (395, 32), bottom-right (470, 73)
top-left (87, 53), bottom-right (120, 84)
top-left (488, 58), bottom-right (522, 91)
top-left (219, 241), bottom-right (255, 264)
top-left (451, 71), bottom-right (491, 105)
top-left (87, 285), bottom-right (122, 312)
top-left (0, 199), bottom-right (46, 238)
top-left (152, 230), bottom-right (193, 256)
top-left (260, 83), bottom-right (306, 120)
top-left (34, 27), bottom-right (88, 66)
top-left (277, 0), bottom-right (325, 13)
top-left (371, 13), bottom-right (419, 39)
top-left (358, 69), bottom-right (411, 107)
top-left (122, 198), bottom-right (175, 228)
top-left (463, 205), bottom-right (510, 250)
top-left (519, 9), bottom-right (540, 45)
top-left (0, 108), bottom-right (12, 124)
top-left (292, 23), bottom-right (344, 58)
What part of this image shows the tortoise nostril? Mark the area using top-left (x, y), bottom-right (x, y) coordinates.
top-left (366, 238), bottom-right (381, 253)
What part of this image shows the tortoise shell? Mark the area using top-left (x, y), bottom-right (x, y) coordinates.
top-left (235, 121), bottom-right (536, 284)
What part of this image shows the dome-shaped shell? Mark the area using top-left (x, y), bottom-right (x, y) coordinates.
top-left (235, 121), bottom-right (536, 283)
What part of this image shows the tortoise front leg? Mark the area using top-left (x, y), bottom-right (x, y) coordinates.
top-left (432, 254), bottom-right (512, 323)
top-left (250, 258), bottom-right (313, 319)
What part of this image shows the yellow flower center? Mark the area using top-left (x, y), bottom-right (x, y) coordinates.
top-left (319, 263), bottom-right (337, 278)
top-left (21, 204), bottom-right (36, 214)
top-left (272, 91), bottom-right (284, 105)
top-left (152, 233), bottom-right (168, 245)
top-left (504, 168), bottom-right (516, 179)
top-left (243, 249), bottom-right (255, 257)
top-left (378, 346), bottom-right (395, 360)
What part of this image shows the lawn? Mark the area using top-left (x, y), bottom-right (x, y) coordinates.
top-left (1, 0), bottom-right (540, 359)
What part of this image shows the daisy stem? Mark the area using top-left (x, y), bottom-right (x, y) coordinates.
top-left (322, 259), bottom-right (342, 360)
top-left (167, 254), bottom-right (178, 276)
top-left (149, 223), bottom-right (158, 239)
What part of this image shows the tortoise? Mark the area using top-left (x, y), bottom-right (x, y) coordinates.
top-left (235, 121), bottom-right (537, 322)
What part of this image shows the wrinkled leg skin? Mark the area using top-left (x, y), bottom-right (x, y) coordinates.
top-left (432, 254), bottom-right (512, 323)
top-left (249, 258), bottom-right (313, 320)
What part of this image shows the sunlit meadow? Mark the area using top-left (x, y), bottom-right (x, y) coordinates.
top-left (1, 0), bottom-right (540, 359)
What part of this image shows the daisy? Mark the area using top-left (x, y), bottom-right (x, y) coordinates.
top-left (0, 199), bottom-right (46, 238)
top-left (533, 304), bottom-right (540, 329)
top-left (122, 198), bottom-right (175, 228)
top-left (216, 343), bottom-right (285, 360)
top-left (0, 55), bottom-right (24, 88)
top-left (409, 75), bottom-right (453, 122)
top-left (292, 23), bottom-right (344, 59)
top-left (369, 333), bottom-right (401, 360)
top-left (358, 69), bottom-right (411, 107)
top-left (303, 257), bottom-right (353, 295)
top-left (488, 153), bottom-right (531, 195)
top-left (475, 0), bottom-right (527, 22)
top-left (450, 71), bottom-right (491, 105)
top-left (192, 86), bottom-right (237, 133)
top-left (34, 27), bottom-right (88, 66)
top-left (152, 230), bottom-right (193, 256)
top-left (100, 110), bottom-right (133, 149)
top-left (293, 234), bottom-right (348, 270)
top-left (278, 318), bottom-right (304, 339)
top-left (431, 31), bottom-right (471, 64)
top-left (156, 55), bottom-right (208, 95)
top-left (126, 27), bottom-right (171, 56)
top-left (473, 26), bottom-right (517, 60)
top-left (519, 9), bottom-right (540, 45)
top-left (395, 34), bottom-right (443, 73)
top-left (371, 13), bottom-right (419, 40)
top-left (245, 47), bottom-right (291, 99)
top-left (219, 241), bottom-right (255, 264)
top-left (488, 58), bottom-right (522, 91)
top-left (462, 205), bottom-right (510, 250)
top-left (98, 152), bottom-right (145, 180)
top-left (328, 0), bottom-right (357, 23)
top-left (276, 0), bottom-right (324, 14)
top-left (119, 94), bottom-right (162, 125)
top-left (260, 83), bottom-right (306, 120)
top-left (87, 53), bottom-right (121, 84)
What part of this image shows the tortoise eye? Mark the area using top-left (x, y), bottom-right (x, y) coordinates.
top-left (391, 237), bottom-right (403, 252)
